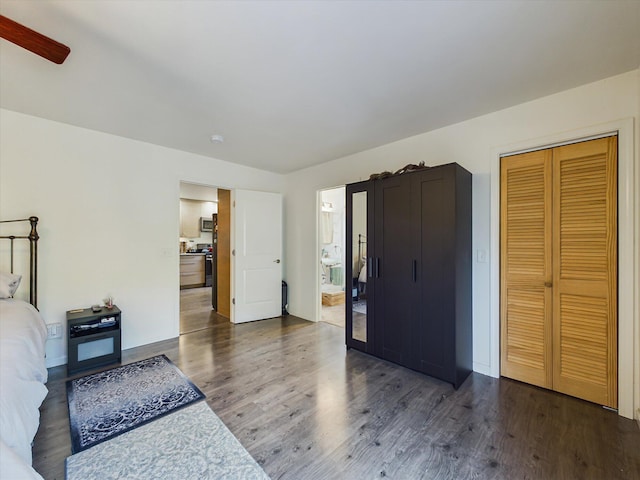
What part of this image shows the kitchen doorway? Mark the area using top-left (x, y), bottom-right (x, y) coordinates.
top-left (178, 182), bottom-right (228, 335)
top-left (318, 186), bottom-right (346, 329)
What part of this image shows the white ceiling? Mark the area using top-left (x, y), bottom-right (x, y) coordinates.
top-left (1, 1), bottom-right (638, 174)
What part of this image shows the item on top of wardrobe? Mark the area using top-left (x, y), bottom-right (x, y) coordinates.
top-left (369, 161), bottom-right (429, 180)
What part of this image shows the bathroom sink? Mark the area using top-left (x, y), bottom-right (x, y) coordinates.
top-left (321, 257), bottom-right (340, 265)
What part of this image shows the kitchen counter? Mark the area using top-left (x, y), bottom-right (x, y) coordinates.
top-left (180, 254), bottom-right (206, 288)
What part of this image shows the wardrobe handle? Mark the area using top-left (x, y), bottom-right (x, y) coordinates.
top-left (367, 257), bottom-right (372, 278)
top-left (375, 258), bottom-right (380, 278)
top-left (412, 260), bottom-right (417, 282)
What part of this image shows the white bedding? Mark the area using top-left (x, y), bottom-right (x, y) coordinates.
top-left (0, 299), bottom-right (48, 479)
top-left (358, 264), bottom-right (367, 283)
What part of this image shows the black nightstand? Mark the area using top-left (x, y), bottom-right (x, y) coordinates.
top-left (67, 306), bottom-right (121, 375)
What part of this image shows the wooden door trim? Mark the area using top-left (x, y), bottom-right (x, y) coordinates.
top-left (217, 189), bottom-right (231, 318)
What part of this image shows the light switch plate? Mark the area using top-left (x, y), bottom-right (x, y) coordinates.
top-left (46, 323), bottom-right (63, 339)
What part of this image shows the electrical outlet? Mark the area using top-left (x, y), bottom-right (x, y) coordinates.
top-left (46, 323), bottom-right (63, 339)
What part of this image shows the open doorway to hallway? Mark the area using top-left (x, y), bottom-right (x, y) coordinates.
top-left (319, 186), bottom-right (346, 328)
top-left (178, 182), bottom-right (229, 334)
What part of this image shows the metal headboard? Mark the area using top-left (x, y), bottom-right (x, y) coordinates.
top-left (0, 216), bottom-right (39, 308)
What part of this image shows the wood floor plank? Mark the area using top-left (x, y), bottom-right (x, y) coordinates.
top-left (32, 288), bottom-right (640, 479)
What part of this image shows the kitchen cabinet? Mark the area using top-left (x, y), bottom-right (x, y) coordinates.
top-left (180, 199), bottom-right (201, 238)
top-left (346, 162), bottom-right (472, 388)
top-left (180, 254), bottom-right (205, 288)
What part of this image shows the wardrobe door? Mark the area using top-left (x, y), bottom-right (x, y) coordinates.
top-left (373, 174), bottom-right (417, 367)
top-left (552, 137), bottom-right (617, 408)
top-left (346, 181), bottom-right (374, 352)
top-left (501, 150), bottom-right (553, 389)
top-left (413, 167), bottom-right (454, 381)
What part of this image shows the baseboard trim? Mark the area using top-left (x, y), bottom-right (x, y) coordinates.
top-left (46, 354), bottom-right (67, 368)
top-left (473, 362), bottom-right (494, 377)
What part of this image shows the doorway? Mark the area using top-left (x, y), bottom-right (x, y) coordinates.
top-left (319, 186), bottom-right (346, 329)
top-left (178, 182), bottom-right (229, 334)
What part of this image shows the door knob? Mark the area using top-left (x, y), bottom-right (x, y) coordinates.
top-left (544, 281), bottom-right (552, 288)
top-left (274, 259), bottom-right (281, 264)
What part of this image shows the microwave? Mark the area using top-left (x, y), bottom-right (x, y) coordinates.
top-left (200, 217), bottom-right (214, 232)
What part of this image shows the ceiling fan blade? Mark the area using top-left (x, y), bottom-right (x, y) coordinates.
top-left (0, 15), bottom-right (70, 64)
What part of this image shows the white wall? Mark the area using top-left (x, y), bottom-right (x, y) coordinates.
top-left (0, 109), bottom-right (283, 367)
top-left (283, 69), bottom-right (639, 417)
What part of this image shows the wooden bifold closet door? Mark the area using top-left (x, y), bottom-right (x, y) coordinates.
top-left (500, 136), bottom-right (617, 408)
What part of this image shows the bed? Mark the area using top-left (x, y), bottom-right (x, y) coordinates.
top-left (0, 217), bottom-right (48, 480)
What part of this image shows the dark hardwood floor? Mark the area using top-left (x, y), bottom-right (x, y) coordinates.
top-left (33, 289), bottom-right (640, 479)
top-left (180, 285), bottom-right (218, 334)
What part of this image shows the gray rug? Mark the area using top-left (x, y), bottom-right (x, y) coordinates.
top-left (67, 355), bottom-right (205, 453)
top-left (66, 401), bottom-right (270, 480)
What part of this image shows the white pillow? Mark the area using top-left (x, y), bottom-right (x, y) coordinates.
top-left (0, 272), bottom-right (21, 299)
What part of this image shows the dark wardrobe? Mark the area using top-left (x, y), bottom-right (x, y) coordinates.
top-left (346, 162), bottom-right (472, 389)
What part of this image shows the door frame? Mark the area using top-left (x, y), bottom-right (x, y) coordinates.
top-left (490, 118), bottom-right (636, 419)
top-left (315, 186), bottom-right (347, 324)
top-left (177, 180), bottom-right (228, 324)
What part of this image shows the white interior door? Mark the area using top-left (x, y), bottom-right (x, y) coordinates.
top-left (231, 189), bottom-right (282, 324)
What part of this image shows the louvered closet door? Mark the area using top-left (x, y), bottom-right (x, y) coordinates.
top-left (501, 137), bottom-right (617, 408)
top-left (501, 150), bottom-right (553, 388)
top-left (552, 137), bottom-right (617, 408)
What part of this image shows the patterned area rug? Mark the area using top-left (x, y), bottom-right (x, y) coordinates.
top-left (66, 401), bottom-right (270, 480)
top-left (66, 354), bottom-right (204, 453)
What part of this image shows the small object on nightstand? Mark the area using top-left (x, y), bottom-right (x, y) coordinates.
top-left (91, 304), bottom-right (102, 312)
top-left (104, 295), bottom-right (114, 309)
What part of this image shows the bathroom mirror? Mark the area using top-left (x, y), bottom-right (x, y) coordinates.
top-left (346, 182), bottom-right (371, 350)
